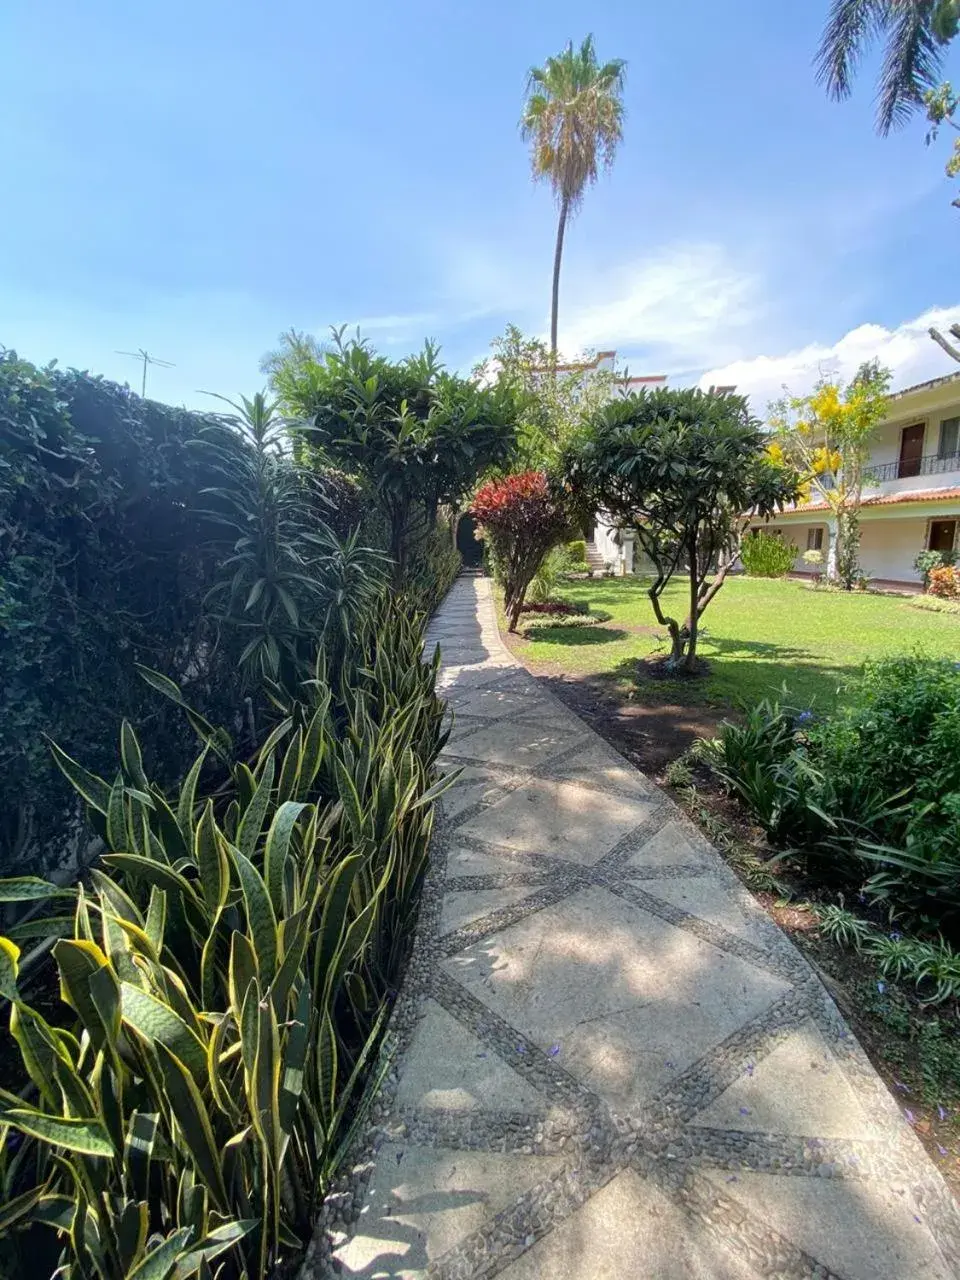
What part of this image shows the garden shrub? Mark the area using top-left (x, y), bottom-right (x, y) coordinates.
top-left (740, 530), bottom-right (796, 577)
top-left (705, 656), bottom-right (960, 931)
top-left (565, 538), bottom-right (588, 567)
top-left (470, 470), bottom-right (573, 629)
top-left (915, 547), bottom-right (958, 589)
top-left (928, 564), bottom-right (960, 598)
top-left (0, 353), bottom-right (249, 877)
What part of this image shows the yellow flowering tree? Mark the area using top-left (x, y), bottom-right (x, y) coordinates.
top-left (769, 360), bottom-right (891, 589)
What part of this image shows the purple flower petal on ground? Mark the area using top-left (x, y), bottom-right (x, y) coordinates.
top-left (746, 1061), bottom-right (755, 1076)
top-left (726, 1175), bottom-right (738, 1183)
top-left (905, 1109), bottom-right (916, 1124)
top-left (476, 1052), bottom-right (488, 1058)
top-left (889, 932), bottom-right (902, 942)
top-left (938, 1144), bottom-right (949, 1156)
top-left (877, 981), bottom-right (886, 994)
top-left (548, 1044), bottom-right (561, 1056)
top-left (515, 1044), bottom-right (526, 1055)
top-left (939, 1105), bottom-right (949, 1121)
top-left (739, 1107), bottom-right (751, 1116)
top-left (665, 1060), bottom-right (675, 1069)
top-left (894, 1080), bottom-right (909, 1092)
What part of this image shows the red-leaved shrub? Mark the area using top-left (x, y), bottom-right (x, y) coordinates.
top-left (928, 565), bottom-right (960, 599)
top-left (470, 471), bottom-right (573, 630)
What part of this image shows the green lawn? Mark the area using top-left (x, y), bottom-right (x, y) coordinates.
top-left (514, 576), bottom-right (960, 712)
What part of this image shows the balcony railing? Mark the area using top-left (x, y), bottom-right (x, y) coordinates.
top-left (870, 450), bottom-right (960, 484)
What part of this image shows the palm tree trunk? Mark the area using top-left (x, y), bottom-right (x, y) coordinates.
top-left (550, 195), bottom-right (569, 356)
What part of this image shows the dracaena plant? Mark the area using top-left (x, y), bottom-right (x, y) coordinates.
top-left (0, 607), bottom-right (454, 1279)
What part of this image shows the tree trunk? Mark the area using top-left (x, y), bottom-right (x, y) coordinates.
top-left (550, 197), bottom-right (570, 356)
top-left (684, 531), bottom-right (700, 670)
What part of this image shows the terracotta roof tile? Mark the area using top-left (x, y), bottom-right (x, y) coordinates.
top-left (787, 487), bottom-right (960, 514)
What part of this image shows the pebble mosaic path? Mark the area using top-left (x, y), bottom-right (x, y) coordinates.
top-left (324, 576), bottom-right (960, 1279)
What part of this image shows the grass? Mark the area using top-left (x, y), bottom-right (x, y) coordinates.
top-left (515, 576), bottom-right (960, 712)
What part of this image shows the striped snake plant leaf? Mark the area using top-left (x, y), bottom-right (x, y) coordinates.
top-left (333, 758), bottom-right (366, 844)
top-left (263, 802), bottom-right (306, 916)
top-left (52, 1047), bottom-right (96, 1119)
top-left (95, 1051), bottom-right (127, 1161)
top-left (10, 1002), bottom-right (70, 1108)
top-left (120, 720), bottom-right (150, 793)
top-left (228, 932), bottom-right (259, 1021)
top-left (106, 772), bottom-right (127, 851)
top-left (170, 1218), bottom-right (259, 1280)
top-left (204, 1015), bottom-right (240, 1122)
top-left (234, 851), bottom-right (278, 980)
top-left (47, 739), bottom-right (112, 816)
top-left (277, 727), bottom-right (304, 805)
top-left (300, 706), bottom-right (328, 793)
top-left (148, 788), bottom-right (190, 866)
top-left (236, 754), bottom-right (275, 865)
top-left (277, 982), bottom-right (311, 1145)
top-left (119, 984), bottom-right (208, 1084)
top-left (126, 1226), bottom-right (196, 1280)
top-left (270, 906), bottom-right (310, 1016)
top-left (102, 854), bottom-right (201, 911)
top-left (115, 1199), bottom-right (150, 1274)
top-left (0, 935), bottom-right (19, 1000)
top-left (0, 875), bottom-right (75, 903)
top-left (0, 1179), bottom-right (50, 1235)
top-left (124, 1110), bottom-right (161, 1204)
top-left (88, 962), bottom-right (123, 1056)
top-left (91, 871), bottom-right (146, 930)
top-left (176, 746), bottom-right (210, 847)
top-left (54, 938), bottom-right (112, 1048)
top-left (311, 853), bottom-right (364, 996)
top-left (1, 1108), bottom-right (115, 1157)
top-left (194, 801), bottom-right (229, 913)
top-left (155, 1044), bottom-right (229, 1213)
top-left (145, 888), bottom-right (167, 954)
top-left (254, 717), bottom-right (294, 773)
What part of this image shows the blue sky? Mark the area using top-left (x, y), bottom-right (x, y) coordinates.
top-left (2, 0), bottom-right (958, 412)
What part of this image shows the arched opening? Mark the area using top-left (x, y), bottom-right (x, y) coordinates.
top-left (456, 513), bottom-right (483, 567)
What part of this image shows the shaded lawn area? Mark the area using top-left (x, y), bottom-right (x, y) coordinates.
top-left (510, 576), bottom-right (959, 713)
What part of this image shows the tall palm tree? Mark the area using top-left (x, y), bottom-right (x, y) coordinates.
top-left (816, 0), bottom-right (958, 134)
top-left (521, 36), bottom-right (626, 356)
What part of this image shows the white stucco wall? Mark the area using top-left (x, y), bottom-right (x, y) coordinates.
top-left (857, 516), bottom-right (930, 583)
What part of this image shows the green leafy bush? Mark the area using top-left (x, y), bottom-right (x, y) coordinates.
top-left (740, 530), bottom-right (796, 578)
top-left (0, 599), bottom-right (452, 1278)
top-left (565, 539), bottom-right (588, 567)
top-left (915, 547), bottom-right (958, 588)
top-left (705, 657), bottom-right (960, 931)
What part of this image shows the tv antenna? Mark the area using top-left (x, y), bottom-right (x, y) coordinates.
top-left (115, 348), bottom-right (175, 398)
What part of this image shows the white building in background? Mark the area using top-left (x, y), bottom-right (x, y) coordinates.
top-left (763, 372), bottom-right (960, 586)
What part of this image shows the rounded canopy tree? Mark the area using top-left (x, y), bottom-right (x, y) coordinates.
top-left (564, 387), bottom-right (802, 670)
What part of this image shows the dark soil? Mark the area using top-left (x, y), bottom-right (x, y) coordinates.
top-left (522, 668), bottom-right (725, 779)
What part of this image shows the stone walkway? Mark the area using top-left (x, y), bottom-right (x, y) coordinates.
top-left (333, 576), bottom-right (960, 1279)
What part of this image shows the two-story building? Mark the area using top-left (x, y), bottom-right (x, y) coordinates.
top-left (763, 371), bottom-right (960, 587)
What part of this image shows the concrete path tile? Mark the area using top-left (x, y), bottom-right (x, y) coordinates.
top-left (396, 1000), bottom-right (549, 1115)
top-left (548, 740), bottom-right (655, 797)
top-left (336, 1145), bottom-right (564, 1277)
top-left (324, 577), bottom-right (960, 1280)
top-left (690, 1017), bottom-right (878, 1139)
top-left (708, 1170), bottom-right (955, 1279)
top-left (441, 886), bottom-right (539, 935)
top-left (444, 885), bottom-right (790, 1113)
top-left (457, 777), bottom-right (654, 865)
top-left (498, 1169), bottom-right (757, 1280)
top-left (442, 720), bottom-right (579, 768)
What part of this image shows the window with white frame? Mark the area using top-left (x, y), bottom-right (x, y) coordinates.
top-left (939, 416), bottom-right (960, 460)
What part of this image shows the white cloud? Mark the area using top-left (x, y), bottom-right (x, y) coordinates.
top-left (699, 305), bottom-right (960, 415)
top-left (341, 311), bottom-right (438, 343)
top-left (556, 244), bottom-right (760, 370)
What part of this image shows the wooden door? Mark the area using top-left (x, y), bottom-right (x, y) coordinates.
top-left (929, 520), bottom-right (957, 553)
top-left (898, 423), bottom-right (925, 478)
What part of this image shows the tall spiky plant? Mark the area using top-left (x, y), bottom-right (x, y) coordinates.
top-left (521, 35), bottom-right (626, 356)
